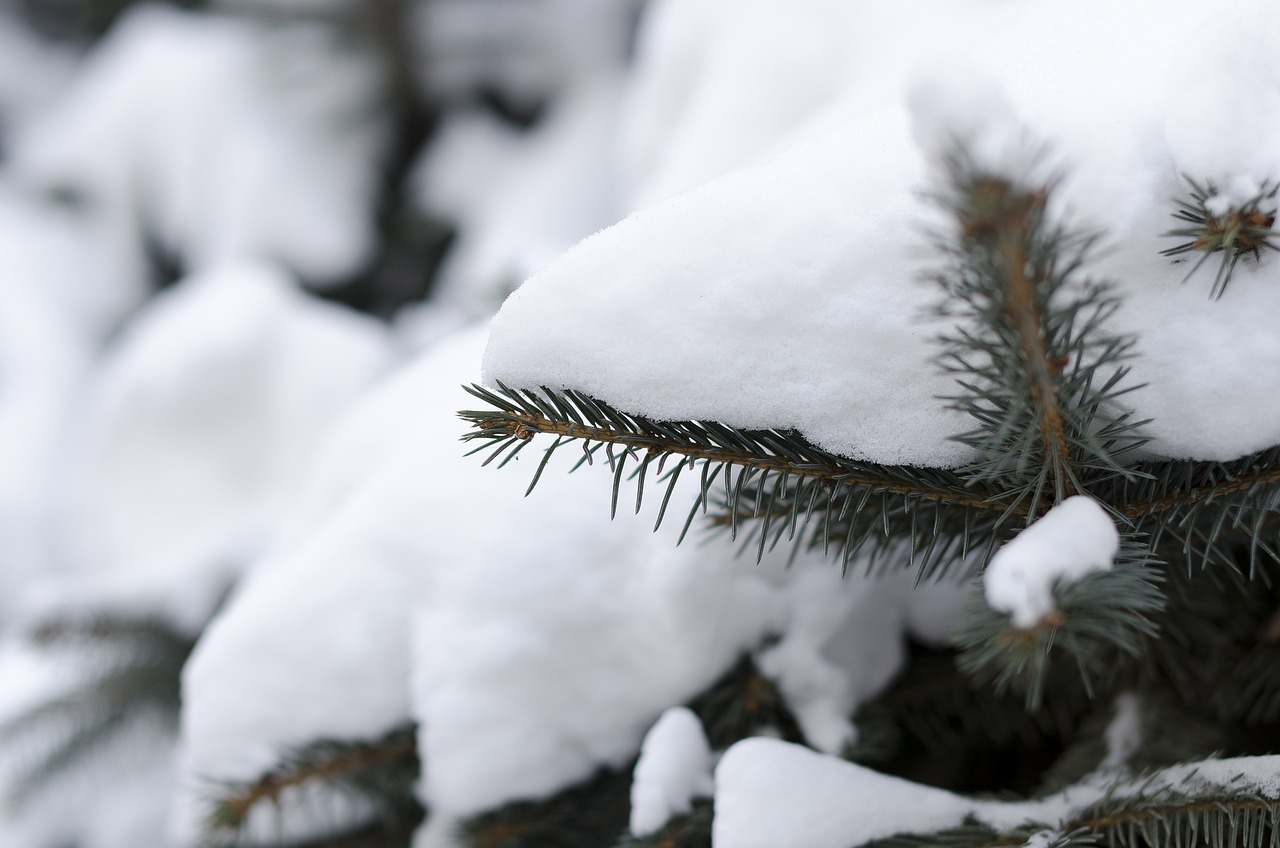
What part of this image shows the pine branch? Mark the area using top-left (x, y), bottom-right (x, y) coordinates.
top-left (458, 765), bottom-right (633, 848)
top-left (953, 538), bottom-right (1164, 708)
top-left (1103, 445), bottom-right (1280, 575)
top-left (683, 654), bottom-right (804, 750)
top-left (203, 724), bottom-right (420, 841)
top-left (1071, 788), bottom-right (1280, 848)
top-left (615, 800), bottom-right (712, 848)
top-left (0, 614), bottom-right (193, 807)
top-left (460, 382), bottom-right (1021, 578)
top-left (930, 154), bottom-right (1148, 518)
top-left (1161, 177), bottom-right (1278, 300)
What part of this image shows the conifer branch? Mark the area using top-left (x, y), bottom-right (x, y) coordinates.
top-left (204, 724), bottom-right (420, 839)
top-left (953, 537), bottom-right (1164, 708)
top-left (462, 385), bottom-right (1011, 514)
top-left (0, 613), bottom-right (193, 807)
top-left (1068, 786), bottom-right (1280, 848)
top-left (458, 764), bottom-right (632, 848)
top-left (1161, 177), bottom-right (1278, 300)
top-left (1104, 445), bottom-right (1280, 574)
top-left (615, 800), bottom-right (712, 848)
top-left (460, 383), bottom-right (1022, 577)
top-left (930, 155), bottom-right (1148, 518)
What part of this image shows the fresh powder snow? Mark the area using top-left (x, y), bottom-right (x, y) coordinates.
top-left (983, 496), bottom-right (1120, 630)
top-left (627, 707), bottom-right (714, 837)
top-left (484, 0), bottom-right (1280, 468)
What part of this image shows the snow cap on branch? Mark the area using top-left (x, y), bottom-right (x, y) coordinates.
top-left (628, 707), bottom-right (714, 837)
top-left (907, 65), bottom-right (1026, 178)
top-left (984, 495), bottom-right (1120, 629)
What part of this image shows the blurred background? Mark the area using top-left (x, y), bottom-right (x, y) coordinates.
top-left (0, 0), bottom-right (651, 844)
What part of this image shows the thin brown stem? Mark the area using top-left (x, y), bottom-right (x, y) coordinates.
top-left (473, 413), bottom-right (1013, 515)
top-left (995, 196), bottom-right (1078, 505)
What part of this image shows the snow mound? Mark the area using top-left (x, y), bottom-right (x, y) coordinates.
top-left (714, 738), bottom-right (1280, 848)
top-left (484, 0), bottom-right (1280, 467)
top-left (53, 261), bottom-right (392, 628)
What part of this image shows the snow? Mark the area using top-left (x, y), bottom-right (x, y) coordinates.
top-left (415, 0), bottom-right (641, 107)
top-left (714, 738), bottom-right (1280, 848)
top-left (983, 496), bottom-right (1120, 629)
top-left (617, 0), bottom-right (855, 207)
top-left (1101, 693), bottom-right (1143, 773)
top-left (1163, 3), bottom-right (1280, 209)
top-left (6, 1), bottom-right (1280, 844)
top-left (485, 0), bottom-right (1280, 467)
top-left (412, 77), bottom-right (626, 324)
top-left (48, 261), bottom-right (393, 629)
top-left (175, 326), bottom-right (970, 846)
top-left (713, 738), bottom-right (976, 848)
top-left (9, 5), bottom-right (385, 286)
top-left (628, 707), bottom-right (714, 837)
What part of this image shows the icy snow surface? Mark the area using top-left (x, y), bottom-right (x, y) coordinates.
top-left (713, 738), bottom-right (1280, 848)
top-left (628, 707), bottom-right (713, 837)
top-left (983, 496), bottom-right (1120, 629)
top-left (485, 0), bottom-right (1280, 467)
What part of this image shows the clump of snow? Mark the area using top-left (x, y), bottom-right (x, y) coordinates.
top-left (984, 496), bottom-right (1120, 629)
top-left (0, 14), bottom-right (76, 139)
top-left (628, 707), bottom-right (714, 837)
top-left (714, 737), bottom-right (1280, 848)
top-left (9, 5), bottom-right (385, 286)
top-left (907, 67), bottom-right (1028, 179)
top-left (51, 261), bottom-right (392, 628)
top-left (410, 77), bottom-right (625, 326)
top-left (713, 738), bottom-right (976, 848)
top-left (484, 0), bottom-right (1280, 467)
top-left (617, 0), bottom-right (855, 207)
top-left (0, 275), bottom-right (92, 615)
top-left (1101, 693), bottom-right (1143, 773)
top-left (1164, 2), bottom-right (1280, 210)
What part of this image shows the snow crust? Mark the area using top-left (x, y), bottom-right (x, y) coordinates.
top-left (628, 707), bottom-right (714, 837)
top-left (984, 496), bottom-right (1120, 629)
top-left (485, 0), bottom-right (1280, 467)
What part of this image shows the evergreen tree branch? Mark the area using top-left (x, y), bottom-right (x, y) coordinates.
top-left (614, 800), bottom-right (712, 848)
top-left (203, 724), bottom-right (420, 839)
top-left (462, 384), bottom-right (1011, 514)
top-left (0, 614), bottom-right (193, 807)
top-left (930, 155), bottom-right (1149, 519)
top-left (460, 383), bottom-right (1021, 578)
top-left (953, 537), bottom-right (1164, 708)
top-left (458, 765), bottom-right (633, 848)
top-left (1104, 445), bottom-right (1280, 574)
top-left (1160, 177), bottom-right (1278, 300)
